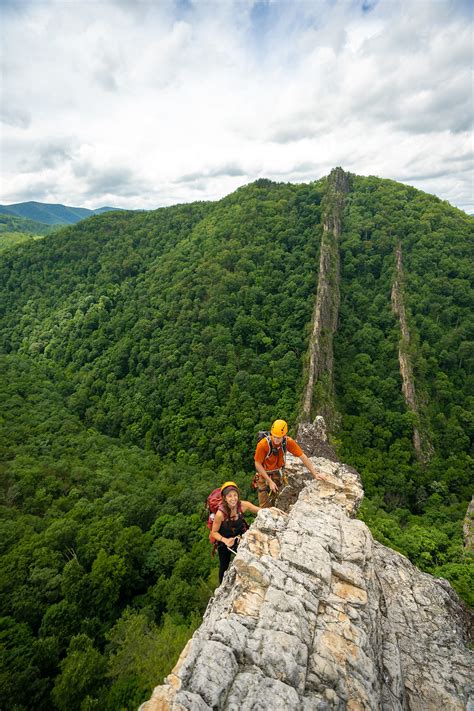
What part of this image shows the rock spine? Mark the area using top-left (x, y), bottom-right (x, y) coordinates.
top-left (391, 241), bottom-right (433, 464)
top-left (301, 167), bottom-right (350, 428)
top-left (464, 496), bottom-right (474, 552)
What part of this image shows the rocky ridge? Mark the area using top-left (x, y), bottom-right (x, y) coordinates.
top-left (141, 421), bottom-right (473, 710)
top-left (301, 168), bottom-right (350, 427)
top-left (391, 241), bottom-right (433, 464)
top-left (464, 497), bottom-right (474, 552)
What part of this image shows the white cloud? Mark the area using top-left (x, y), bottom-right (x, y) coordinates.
top-left (0, 0), bottom-right (472, 211)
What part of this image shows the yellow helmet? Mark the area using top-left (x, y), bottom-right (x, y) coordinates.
top-left (220, 481), bottom-right (239, 493)
top-left (271, 419), bottom-right (288, 436)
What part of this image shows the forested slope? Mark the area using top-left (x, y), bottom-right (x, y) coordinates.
top-left (334, 177), bottom-right (473, 591)
top-left (0, 214), bottom-right (57, 253)
top-left (1, 181), bottom-right (324, 469)
top-left (0, 174), bottom-right (472, 710)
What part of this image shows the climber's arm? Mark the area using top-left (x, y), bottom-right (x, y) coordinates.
top-left (299, 452), bottom-right (327, 481)
top-left (254, 459), bottom-right (278, 492)
top-left (241, 501), bottom-right (261, 515)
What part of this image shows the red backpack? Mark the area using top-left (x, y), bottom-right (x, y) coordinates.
top-left (206, 488), bottom-right (223, 544)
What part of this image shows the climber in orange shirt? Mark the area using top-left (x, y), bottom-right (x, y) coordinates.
top-left (254, 419), bottom-right (327, 507)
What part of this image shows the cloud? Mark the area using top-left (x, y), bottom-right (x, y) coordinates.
top-left (80, 167), bottom-right (137, 197)
top-left (267, 118), bottom-right (326, 145)
top-left (0, 107), bottom-right (31, 129)
top-left (0, 0), bottom-right (472, 212)
top-left (179, 162), bottom-right (247, 182)
top-left (20, 140), bottom-right (75, 172)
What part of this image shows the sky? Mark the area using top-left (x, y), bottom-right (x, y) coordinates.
top-left (1, 0), bottom-right (473, 212)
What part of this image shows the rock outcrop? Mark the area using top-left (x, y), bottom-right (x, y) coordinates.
top-left (391, 241), bottom-right (433, 465)
top-left (141, 422), bottom-right (473, 711)
top-left (464, 497), bottom-right (474, 553)
top-left (301, 168), bottom-right (350, 428)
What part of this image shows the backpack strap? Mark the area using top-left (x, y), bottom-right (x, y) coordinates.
top-left (237, 502), bottom-right (249, 532)
top-left (218, 502), bottom-right (249, 536)
top-left (263, 434), bottom-right (273, 464)
top-left (217, 503), bottom-right (228, 520)
top-left (263, 434), bottom-right (287, 468)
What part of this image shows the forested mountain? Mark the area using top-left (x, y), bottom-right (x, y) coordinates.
top-left (0, 174), bottom-right (472, 710)
top-left (0, 213), bottom-right (56, 236)
top-left (0, 202), bottom-right (123, 254)
top-left (0, 201), bottom-right (122, 226)
top-left (0, 214), bottom-right (59, 253)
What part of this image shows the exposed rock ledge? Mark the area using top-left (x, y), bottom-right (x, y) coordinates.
top-left (464, 496), bottom-right (474, 553)
top-left (141, 423), bottom-right (473, 711)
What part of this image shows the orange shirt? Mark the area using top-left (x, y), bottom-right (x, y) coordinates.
top-left (254, 436), bottom-right (303, 471)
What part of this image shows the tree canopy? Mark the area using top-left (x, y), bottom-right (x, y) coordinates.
top-left (0, 175), bottom-right (472, 710)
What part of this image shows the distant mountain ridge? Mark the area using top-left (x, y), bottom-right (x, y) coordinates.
top-left (0, 200), bottom-right (123, 226)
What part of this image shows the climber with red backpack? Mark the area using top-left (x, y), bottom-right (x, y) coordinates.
top-left (208, 481), bottom-right (260, 583)
top-left (254, 419), bottom-right (327, 508)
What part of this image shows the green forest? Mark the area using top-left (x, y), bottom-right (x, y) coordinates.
top-left (0, 214), bottom-right (57, 253)
top-left (0, 175), bottom-right (472, 710)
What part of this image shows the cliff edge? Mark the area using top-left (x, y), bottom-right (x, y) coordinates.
top-left (141, 421), bottom-right (473, 710)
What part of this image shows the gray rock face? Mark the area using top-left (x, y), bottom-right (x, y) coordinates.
top-left (464, 496), bottom-right (474, 552)
top-left (296, 418), bottom-right (339, 462)
top-left (141, 424), bottom-right (473, 711)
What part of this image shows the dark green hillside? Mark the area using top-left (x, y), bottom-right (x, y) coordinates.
top-left (0, 355), bottom-right (215, 710)
top-left (0, 174), bottom-right (472, 710)
top-left (335, 176), bottom-right (473, 589)
top-left (0, 181), bottom-right (325, 473)
top-left (337, 178), bottom-right (473, 499)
